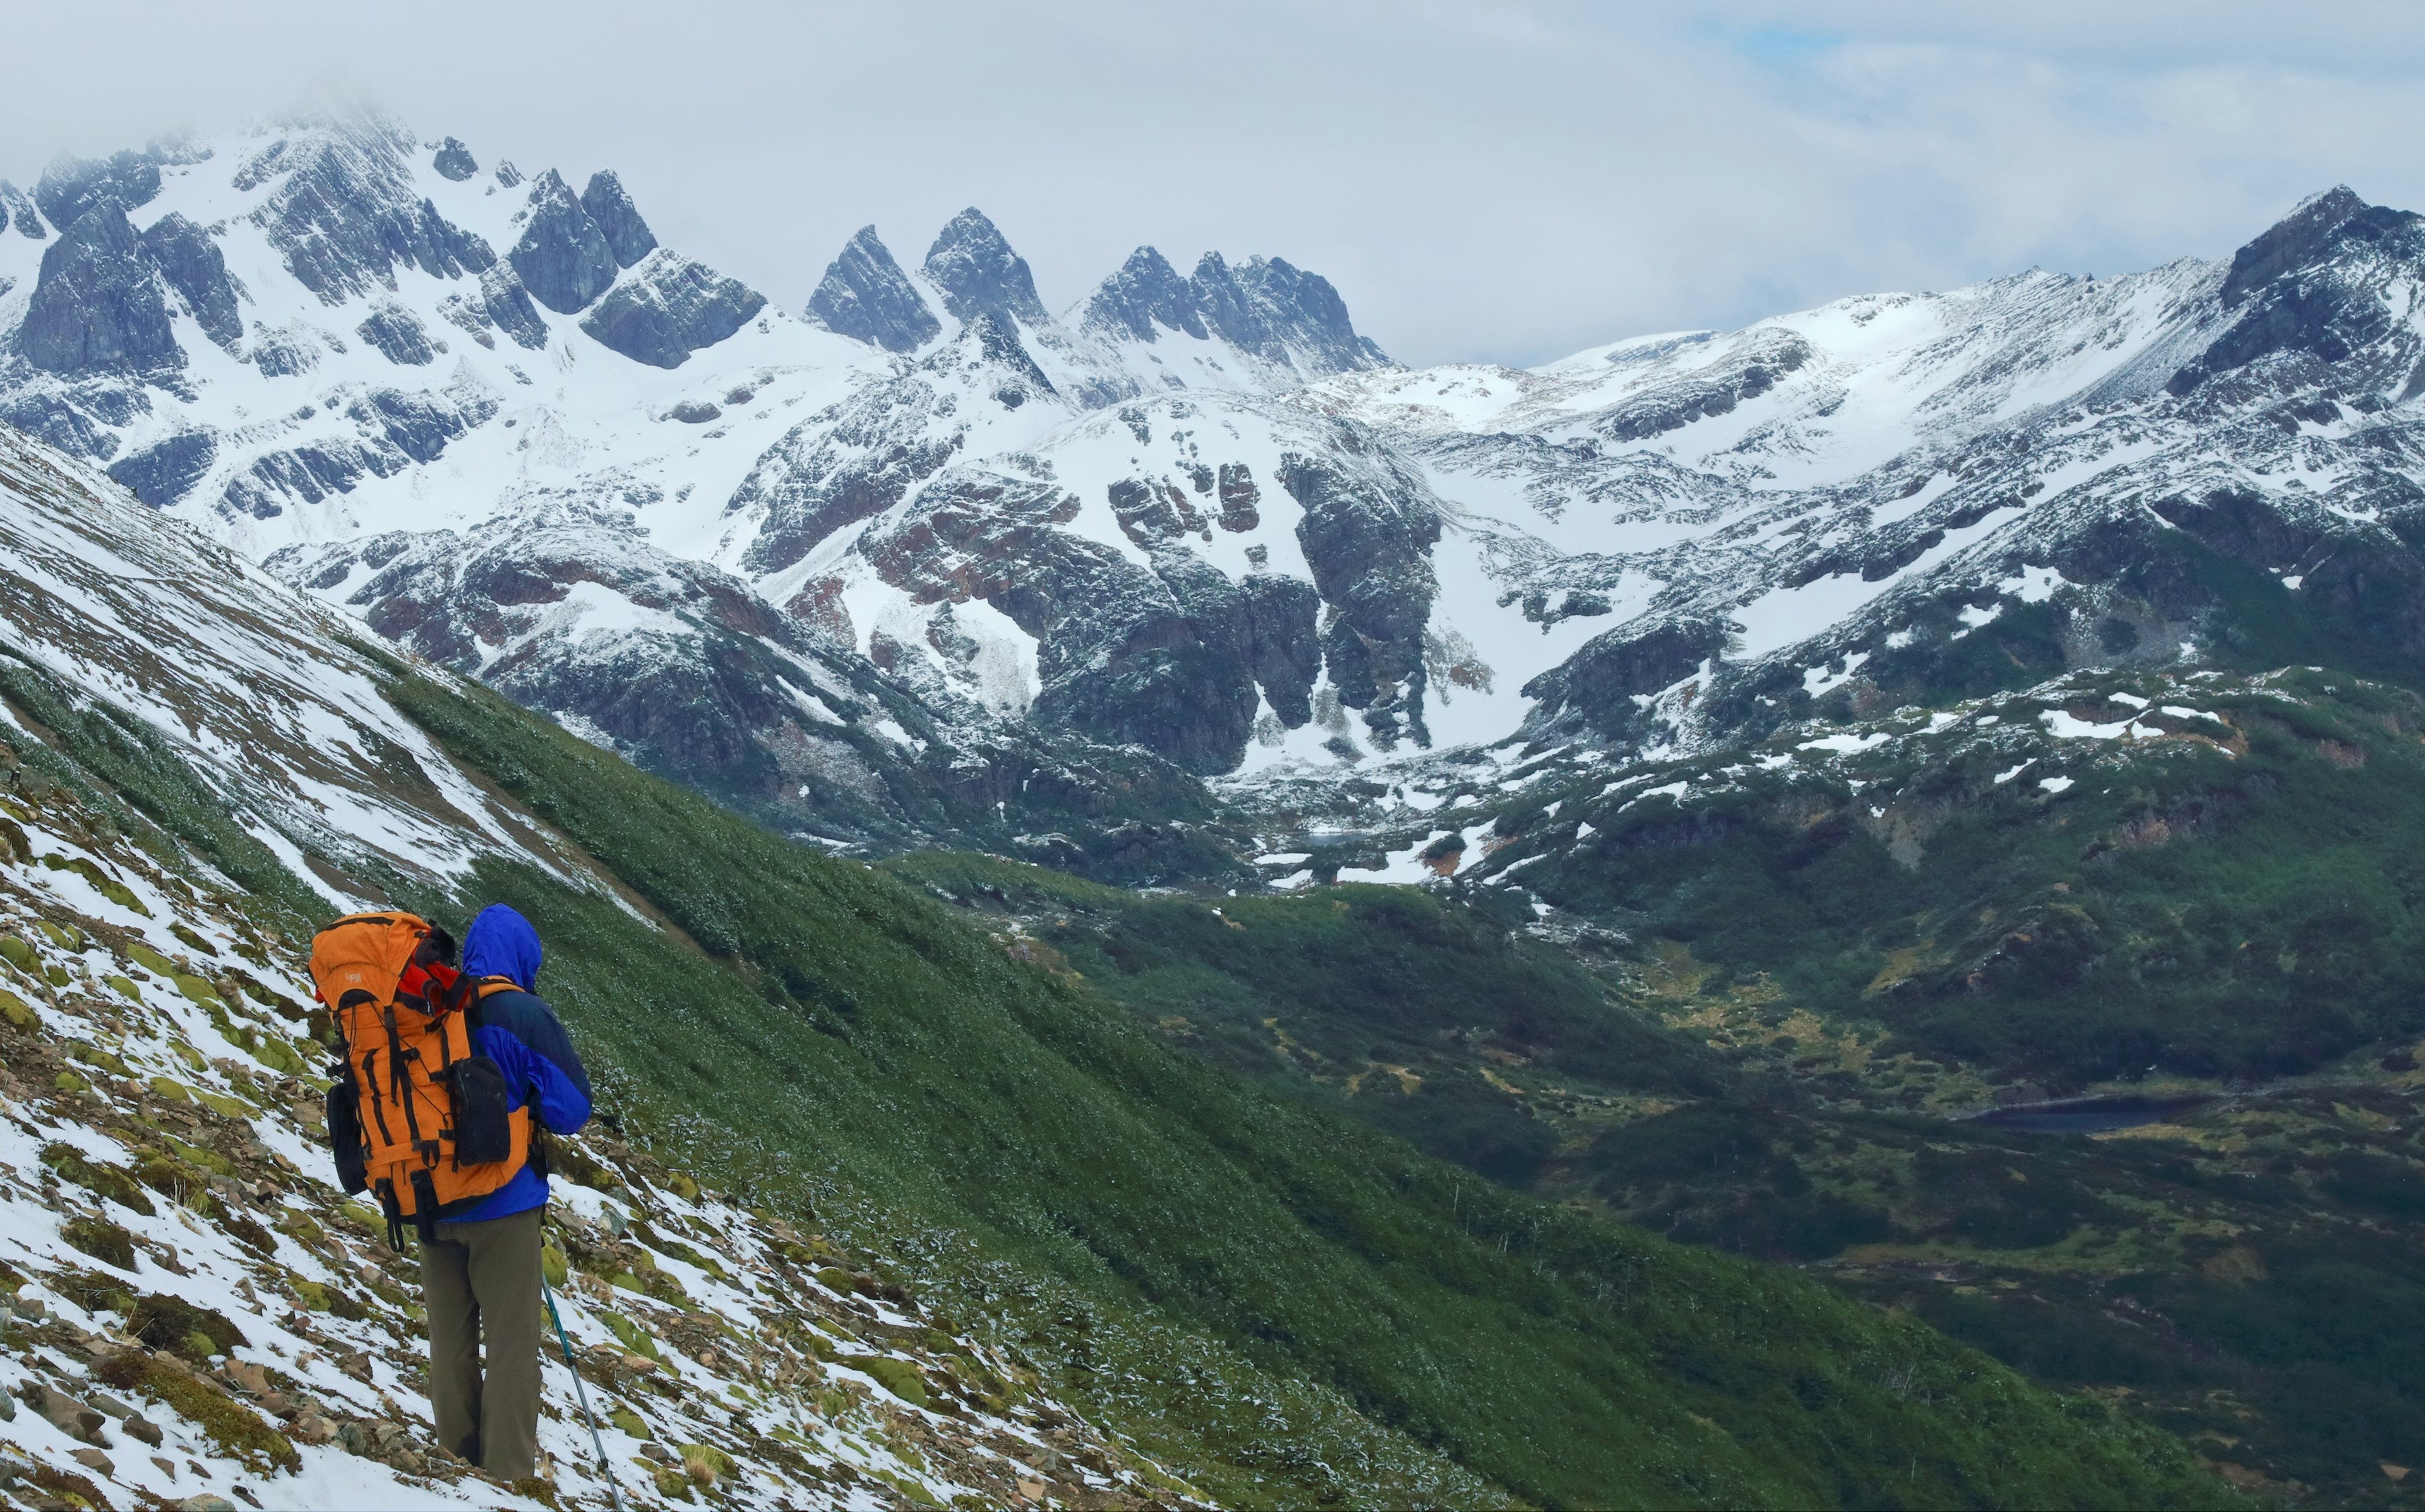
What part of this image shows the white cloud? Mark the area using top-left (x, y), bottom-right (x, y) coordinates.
top-left (1, 0), bottom-right (2416, 369)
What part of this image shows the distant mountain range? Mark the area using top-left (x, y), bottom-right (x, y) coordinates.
top-left (4, 110), bottom-right (2423, 876)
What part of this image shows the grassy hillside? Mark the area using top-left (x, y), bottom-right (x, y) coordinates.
top-left (1023, 665), bottom-right (2425, 1504)
top-left (333, 654), bottom-right (2229, 1509)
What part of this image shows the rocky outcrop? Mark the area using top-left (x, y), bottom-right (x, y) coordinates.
top-left (1280, 431), bottom-right (1441, 748)
top-left (1202, 253), bottom-right (1391, 374)
top-left (1586, 329), bottom-right (1814, 442)
top-left (0, 181), bottom-right (45, 238)
top-left (478, 265), bottom-right (551, 349)
top-left (0, 391), bottom-right (123, 460)
top-left (923, 208), bottom-right (1050, 328)
top-left (732, 376), bottom-right (965, 574)
top-left (578, 249), bottom-right (765, 368)
top-left (805, 226), bottom-right (940, 352)
top-left (355, 301), bottom-right (436, 365)
top-left (1519, 617), bottom-right (1733, 744)
top-left (580, 170), bottom-right (658, 268)
top-left (215, 386), bottom-right (493, 518)
top-left (18, 205), bottom-right (182, 377)
top-left (34, 149), bottom-right (163, 231)
top-left (347, 386), bottom-right (496, 463)
top-left (431, 136), bottom-right (478, 180)
top-left (859, 466), bottom-right (1262, 771)
top-left (105, 429), bottom-right (218, 506)
top-left (241, 118), bottom-right (494, 305)
top-left (136, 213), bottom-right (244, 350)
top-left (508, 169), bottom-right (620, 314)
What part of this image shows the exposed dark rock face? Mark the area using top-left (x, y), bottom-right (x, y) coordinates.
top-left (35, 150), bottom-right (163, 231)
top-left (479, 267), bottom-right (551, 350)
top-left (1082, 247), bottom-right (1210, 342)
top-left (0, 182), bottom-right (45, 239)
top-left (431, 138), bottom-right (479, 181)
top-left (578, 171), bottom-right (657, 268)
top-left (493, 160), bottom-right (524, 189)
top-left (18, 205), bottom-right (183, 377)
top-left (804, 226), bottom-right (940, 353)
top-left (215, 386), bottom-right (491, 518)
top-left (106, 429), bottom-right (217, 506)
top-left (858, 465), bottom-right (1260, 771)
top-left (1280, 433), bottom-right (1440, 747)
top-left (0, 393), bottom-right (120, 460)
top-left (248, 324), bottom-right (320, 377)
top-left (242, 121), bottom-right (495, 305)
top-left (220, 440), bottom-right (396, 518)
top-left (1241, 573), bottom-right (1322, 727)
top-left (578, 249), bottom-right (765, 368)
top-left (264, 507), bottom-right (1224, 861)
top-left (923, 208), bottom-right (1050, 328)
top-left (1590, 329), bottom-right (1814, 442)
top-left (965, 313), bottom-right (1056, 408)
top-left (1214, 253), bottom-right (1391, 373)
top-left (136, 213), bottom-right (243, 350)
top-left (1520, 617), bottom-right (1732, 744)
top-left (733, 376), bottom-right (964, 574)
top-left (1217, 463), bottom-right (1260, 531)
top-left (347, 386), bottom-right (494, 463)
top-left (507, 169), bottom-right (620, 314)
top-left (356, 302), bottom-right (436, 366)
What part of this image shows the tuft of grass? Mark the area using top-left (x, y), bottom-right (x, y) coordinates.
top-left (93, 1351), bottom-right (297, 1473)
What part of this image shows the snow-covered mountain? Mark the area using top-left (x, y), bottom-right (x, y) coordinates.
top-left (6, 110), bottom-right (2425, 857)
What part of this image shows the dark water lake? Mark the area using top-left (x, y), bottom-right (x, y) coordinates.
top-left (1967, 1095), bottom-right (2214, 1135)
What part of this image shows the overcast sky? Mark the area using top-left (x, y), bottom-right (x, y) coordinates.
top-left (5, 1), bottom-right (2419, 368)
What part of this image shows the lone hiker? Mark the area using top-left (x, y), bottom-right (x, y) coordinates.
top-left (311, 906), bottom-right (590, 1481)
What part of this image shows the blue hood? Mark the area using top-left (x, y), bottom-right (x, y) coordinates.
top-left (461, 903), bottom-right (542, 993)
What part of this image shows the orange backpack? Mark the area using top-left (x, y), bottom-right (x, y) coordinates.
top-left (309, 912), bottom-right (530, 1248)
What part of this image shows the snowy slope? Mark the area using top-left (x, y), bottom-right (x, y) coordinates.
top-left (0, 419), bottom-right (1192, 1509)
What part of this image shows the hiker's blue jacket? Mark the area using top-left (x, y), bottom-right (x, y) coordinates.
top-left (454, 903), bottom-right (593, 1222)
top-left (454, 1024), bottom-right (589, 1222)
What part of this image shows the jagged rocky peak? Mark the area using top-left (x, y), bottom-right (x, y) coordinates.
top-left (430, 135), bottom-right (479, 181)
top-left (804, 225), bottom-right (940, 352)
top-left (923, 206), bottom-right (1050, 327)
top-left (580, 169), bottom-right (658, 268)
top-left (1077, 242), bottom-right (1391, 378)
top-left (2169, 184), bottom-right (2425, 399)
top-left (240, 112), bottom-right (494, 306)
top-left (18, 203), bottom-right (183, 377)
top-left (2218, 185), bottom-right (2402, 306)
top-left (1082, 246), bottom-right (1210, 342)
top-left (1202, 251), bottom-right (1390, 374)
top-left (508, 167), bottom-right (621, 314)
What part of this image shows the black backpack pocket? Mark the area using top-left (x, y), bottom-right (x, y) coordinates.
top-left (448, 1056), bottom-right (514, 1166)
top-left (327, 1080), bottom-right (369, 1194)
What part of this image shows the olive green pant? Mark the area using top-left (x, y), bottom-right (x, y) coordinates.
top-left (419, 1204), bottom-right (544, 1479)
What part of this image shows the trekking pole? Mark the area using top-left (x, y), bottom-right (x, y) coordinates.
top-left (541, 1272), bottom-right (628, 1512)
